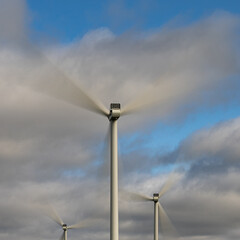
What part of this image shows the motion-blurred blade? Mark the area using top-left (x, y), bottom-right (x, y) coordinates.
top-left (119, 190), bottom-right (153, 202)
top-left (59, 231), bottom-right (64, 240)
top-left (122, 73), bottom-right (192, 116)
top-left (22, 43), bottom-right (109, 117)
top-left (121, 76), bottom-right (167, 115)
top-left (158, 175), bottom-right (176, 199)
top-left (68, 219), bottom-right (93, 229)
top-left (33, 68), bottom-right (108, 116)
top-left (43, 205), bottom-right (64, 226)
top-left (158, 202), bottom-right (177, 239)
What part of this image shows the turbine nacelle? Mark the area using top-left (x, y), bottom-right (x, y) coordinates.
top-left (108, 103), bottom-right (121, 121)
top-left (62, 224), bottom-right (67, 231)
top-left (153, 193), bottom-right (160, 202)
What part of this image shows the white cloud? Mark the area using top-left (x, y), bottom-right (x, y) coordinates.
top-left (172, 117), bottom-right (240, 165)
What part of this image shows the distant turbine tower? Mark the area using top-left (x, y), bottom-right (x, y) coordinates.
top-left (122, 176), bottom-right (177, 240)
top-left (45, 205), bottom-right (91, 240)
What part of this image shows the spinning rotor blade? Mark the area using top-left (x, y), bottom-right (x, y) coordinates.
top-left (44, 205), bottom-right (64, 226)
top-left (49, 77), bottom-right (109, 116)
top-left (121, 76), bottom-right (169, 115)
top-left (59, 231), bottom-right (64, 240)
top-left (68, 219), bottom-right (93, 229)
top-left (33, 68), bottom-right (108, 116)
top-left (158, 202), bottom-right (177, 239)
top-left (120, 190), bottom-right (153, 202)
top-left (159, 175), bottom-right (176, 199)
top-left (23, 43), bottom-right (109, 117)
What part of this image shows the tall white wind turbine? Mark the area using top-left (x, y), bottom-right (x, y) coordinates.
top-left (108, 103), bottom-right (121, 240)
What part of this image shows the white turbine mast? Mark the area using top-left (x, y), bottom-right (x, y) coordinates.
top-left (108, 103), bottom-right (121, 240)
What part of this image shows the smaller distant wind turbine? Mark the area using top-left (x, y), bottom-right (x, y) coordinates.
top-left (45, 206), bottom-right (91, 240)
top-left (122, 177), bottom-right (177, 240)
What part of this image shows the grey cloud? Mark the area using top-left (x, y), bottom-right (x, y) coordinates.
top-left (160, 117), bottom-right (240, 178)
top-left (0, 0), bottom-right (28, 45)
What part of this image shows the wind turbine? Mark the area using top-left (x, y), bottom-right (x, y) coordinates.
top-left (45, 205), bottom-right (91, 240)
top-left (122, 176), bottom-right (177, 240)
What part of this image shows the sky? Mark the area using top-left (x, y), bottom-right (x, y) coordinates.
top-left (0, 0), bottom-right (240, 240)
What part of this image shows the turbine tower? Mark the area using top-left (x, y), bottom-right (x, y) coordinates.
top-left (153, 193), bottom-right (159, 240)
top-left (108, 103), bottom-right (121, 240)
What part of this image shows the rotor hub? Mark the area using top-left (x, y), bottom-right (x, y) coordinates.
top-left (62, 224), bottom-right (67, 231)
top-left (153, 193), bottom-right (159, 202)
top-left (108, 103), bottom-right (121, 121)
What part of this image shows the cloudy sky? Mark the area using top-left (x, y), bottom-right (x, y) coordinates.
top-left (0, 0), bottom-right (240, 240)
